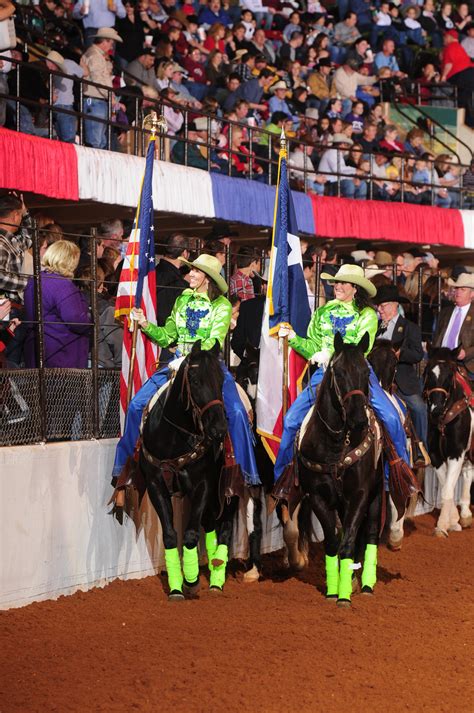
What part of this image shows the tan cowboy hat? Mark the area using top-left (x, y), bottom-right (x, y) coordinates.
top-left (320, 263), bottom-right (377, 298)
top-left (234, 49), bottom-right (248, 60)
top-left (331, 132), bottom-right (354, 147)
top-left (179, 254), bottom-right (228, 294)
top-left (270, 80), bottom-right (288, 93)
top-left (45, 50), bottom-right (65, 71)
top-left (447, 272), bottom-right (474, 289)
top-left (374, 250), bottom-right (393, 266)
top-left (94, 27), bottom-right (123, 43)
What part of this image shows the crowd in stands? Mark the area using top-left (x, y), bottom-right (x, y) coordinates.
top-left (0, 1), bottom-right (473, 206)
top-left (0, 190), bottom-right (471, 381)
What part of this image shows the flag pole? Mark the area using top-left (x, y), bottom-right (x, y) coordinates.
top-left (279, 129), bottom-right (289, 418)
top-left (125, 111), bottom-right (167, 409)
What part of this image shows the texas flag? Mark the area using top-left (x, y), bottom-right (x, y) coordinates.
top-left (256, 141), bottom-right (311, 461)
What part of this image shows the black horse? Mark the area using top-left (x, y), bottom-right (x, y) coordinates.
top-left (139, 341), bottom-right (236, 599)
top-left (424, 347), bottom-right (474, 536)
top-left (293, 332), bottom-right (384, 607)
top-left (235, 343), bottom-right (274, 580)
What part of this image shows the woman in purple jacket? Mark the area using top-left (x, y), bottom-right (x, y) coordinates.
top-left (24, 241), bottom-right (91, 367)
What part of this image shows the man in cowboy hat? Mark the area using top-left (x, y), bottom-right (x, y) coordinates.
top-left (373, 284), bottom-right (427, 452)
top-left (268, 79), bottom-right (292, 117)
top-left (45, 50), bottom-right (84, 143)
top-left (318, 133), bottom-right (367, 199)
top-left (80, 26), bottom-right (123, 149)
top-left (73, 0), bottom-right (126, 48)
top-left (433, 272), bottom-right (474, 374)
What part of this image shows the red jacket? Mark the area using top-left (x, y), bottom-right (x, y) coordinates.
top-left (442, 42), bottom-right (473, 79)
top-left (183, 56), bottom-right (207, 83)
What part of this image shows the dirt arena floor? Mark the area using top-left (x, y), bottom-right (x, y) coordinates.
top-left (1, 510), bottom-right (473, 713)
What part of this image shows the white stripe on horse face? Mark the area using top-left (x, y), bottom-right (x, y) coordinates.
top-left (247, 382), bottom-right (257, 401)
top-left (432, 365), bottom-right (441, 380)
top-left (246, 497), bottom-right (255, 535)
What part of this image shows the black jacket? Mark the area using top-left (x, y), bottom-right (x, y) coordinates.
top-left (231, 295), bottom-right (265, 360)
top-left (155, 259), bottom-right (189, 326)
top-left (390, 316), bottom-right (424, 395)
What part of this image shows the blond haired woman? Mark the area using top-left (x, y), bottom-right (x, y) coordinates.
top-left (24, 240), bottom-right (91, 367)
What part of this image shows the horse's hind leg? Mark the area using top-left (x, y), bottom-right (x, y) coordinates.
top-left (436, 458), bottom-right (463, 536)
top-left (281, 503), bottom-right (307, 571)
top-left (143, 464), bottom-right (183, 600)
top-left (209, 496), bottom-right (239, 591)
top-left (388, 494), bottom-right (405, 551)
top-left (243, 487), bottom-right (263, 582)
top-left (459, 460), bottom-right (473, 528)
top-left (338, 494), bottom-right (371, 606)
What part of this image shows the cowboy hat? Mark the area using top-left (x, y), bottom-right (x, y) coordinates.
top-left (447, 272), bottom-right (474, 289)
top-left (234, 49), bottom-right (248, 60)
top-left (45, 50), bottom-right (65, 71)
top-left (331, 132), bottom-right (354, 146)
top-left (402, 4), bottom-right (421, 18)
top-left (270, 80), bottom-right (288, 93)
top-left (320, 264), bottom-right (377, 298)
top-left (94, 27), bottom-right (123, 43)
top-left (179, 254), bottom-right (228, 294)
top-left (189, 116), bottom-right (208, 132)
top-left (372, 284), bottom-right (410, 305)
top-left (374, 250), bottom-right (393, 266)
top-left (305, 107), bottom-right (319, 120)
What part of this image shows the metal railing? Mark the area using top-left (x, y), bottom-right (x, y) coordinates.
top-left (1, 53), bottom-right (472, 208)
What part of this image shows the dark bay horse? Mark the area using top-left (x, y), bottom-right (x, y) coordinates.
top-left (139, 341), bottom-right (236, 599)
top-left (295, 332), bottom-right (384, 607)
top-left (424, 347), bottom-right (474, 536)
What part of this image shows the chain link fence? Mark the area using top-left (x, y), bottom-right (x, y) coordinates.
top-left (0, 368), bottom-right (120, 447)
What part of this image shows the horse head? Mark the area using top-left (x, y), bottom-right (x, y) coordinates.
top-left (180, 340), bottom-right (228, 443)
top-left (424, 346), bottom-right (460, 424)
top-left (368, 339), bottom-right (399, 393)
top-left (235, 343), bottom-right (260, 405)
top-left (328, 331), bottom-right (370, 432)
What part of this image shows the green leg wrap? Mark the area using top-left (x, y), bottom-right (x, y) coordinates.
top-left (182, 545), bottom-right (199, 584)
top-left (325, 555), bottom-right (339, 597)
top-left (210, 544), bottom-right (228, 589)
top-left (361, 543), bottom-right (377, 590)
top-left (205, 530), bottom-right (218, 572)
top-left (165, 547), bottom-right (183, 593)
top-left (338, 558), bottom-right (354, 602)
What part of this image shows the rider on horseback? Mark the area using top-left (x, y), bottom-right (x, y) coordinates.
top-left (112, 253), bottom-right (259, 488)
top-left (275, 264), bottom-right (411, 480)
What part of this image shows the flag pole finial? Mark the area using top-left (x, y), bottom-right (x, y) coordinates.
top-left (280, 128), bottom-right (286, 154)
top-left (143, 111), bottom-right (168, 139)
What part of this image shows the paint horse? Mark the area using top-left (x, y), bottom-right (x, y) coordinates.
top-left (289, 333), bottom-right (384, 607)
top-left (424, 347), bottom-right (474, 537)
top-left (369, 340), bottom-right (421, 551)
top-left (139, 341), bottom-right (235, 599)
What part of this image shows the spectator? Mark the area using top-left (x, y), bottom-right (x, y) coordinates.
top-left (230, 247), bottom-right (259, 301)
top-left (374, 38), bottom-right (405, 77)
top-left (0, 192), bottom-right (32, 305)
top-left (379, 123), bottom-right (404, 153)
top-left (404, 127), bottom-right (426, 156)
top-left (156, 59), bottom-right (175, 90)
top-left (227, 67), bottom-right (274, 115)
top-left (98, 219), bottom-right (125, 252)
top-left (402, 4), bottom-right (427, 46)
top-left (115, 1), bottom-right (146, 67)
top-left (219, 126), bottom-right (264, 179)
top-left (198, 0), bottom-right (231, 29)
top-left (358, 121), bottom-right (380, 153)
top-left (289, 140), bottom-right (326, 195)
top-left (332, 58), bottom-right (378, 116)
top-left (279, 31), bottom-right (304, 63)
top-left (440, 29), bottom-right (474, 127)
top-left (81, 27), bottom-right (123, 149)
top-left (206, 49), bottom-right (226, 85)
top-left (73, 0), bottom-right (126, 48)
top-left (169, 64), bottom-right (202, 108)
top-left (183, 47), bottom-right (209, 100)
top-left (268, 80), bottom-right (291, 115)
top-left (171, 117), bottom-right (214, 170)
top-left (461, 22), bottom-right (474, 58)
top-left (0, 0), bottom-right (15, 127)
top-left (125, 48), bottom-right (156, 88)
top-left (332, 12), bottom-right (361, 64)
top-left (96, 265), bottom-right (122, 369)
top-left (250, 27), bottom-right (276, 64)
top-left (318, 133), bottom-right (367, 199)
top-left (24, 240), bottom-right (91, 368)
top-left (46, 51), bottom-right (84, 144)
top-left (307, 57), bottom-right (335, 113)
top-left (343, 99), bottom-right (365, 134)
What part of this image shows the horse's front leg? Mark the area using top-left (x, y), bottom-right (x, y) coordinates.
top-left (181, 476), bottom-right (209, 593)
top-left (338, 489), bottom-right (370, 607)
top-left (360, 484), bottom-right (383, 596)
top-left (243, 486), bottom-right (263, 582)
top-left (436, 457), bottom-right (464, 536)
top-left (388, 494), bottom-right (405, 551)
top-left (210, 496), bottom-right (239, 591)
top-left (142, 459), bottom-right (183, 600)
top-left (307, 490), bottom-right (339, 600)
top-left (459, 460), bottom-right (473, 528)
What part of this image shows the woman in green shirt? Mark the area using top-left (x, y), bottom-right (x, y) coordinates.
top-left (112, 254), bottom-right (259, 486)
top-left (275, 264), bottom-right (410, 479)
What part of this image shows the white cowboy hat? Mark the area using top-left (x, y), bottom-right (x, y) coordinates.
top-left (320, 263), bottom-right (377, 298)
top-left (447, 272), bottom-right (474, 289)
top-left (45, 50), bottom-right (65, 71)
top-left (234, 49), bottom-right (248, 60)
top-left (179, 254), bottom-right (228, 294)
top-left (94, 27), bottom-right (123, 43)
top-left (270, 80), bottom-right (288, 93)
top-left (305, 107), bottom-right (319, 120)
top-left (331, 132), bottom-right (354, 147)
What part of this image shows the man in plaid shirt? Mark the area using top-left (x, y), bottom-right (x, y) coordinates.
top-left (230, 246), bottom-right (260, 302)
top-left (0, 193), bottom-right (32, 305)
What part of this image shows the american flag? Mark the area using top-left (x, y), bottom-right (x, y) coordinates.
top-left (115, 137), bottom-right (158, 430)
top-left (256, 141), bottom-right (311, 461)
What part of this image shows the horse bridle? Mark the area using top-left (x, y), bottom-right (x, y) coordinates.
top-left (180, 360), bottom-right (225, 428)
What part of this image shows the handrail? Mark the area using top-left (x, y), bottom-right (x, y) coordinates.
top-left (1, 52), bottom-right (471, 207)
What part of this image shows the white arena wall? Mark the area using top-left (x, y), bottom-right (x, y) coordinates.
top-left (0, 439), bottom-right (461, 610)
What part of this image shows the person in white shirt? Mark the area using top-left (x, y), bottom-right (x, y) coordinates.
top-left (317, 133), bottom-right (367, 199)
top-left (461, 22), bottom-right (474, 58)
top-left (288, 142), bottom-right (326, 195)
top-left (433, 272), bottom-right (474, 375)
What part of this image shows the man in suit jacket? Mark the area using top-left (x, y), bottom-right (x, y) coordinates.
top-left (373, 285), bottom-right (427, 448)
top-left (432, 272), bottom-right (474, 374)
top-left (231, 293), bottom-right (265, 361)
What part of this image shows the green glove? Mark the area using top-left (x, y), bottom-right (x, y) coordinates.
top-left (325, 554), bottom-right (339, 598)
top-left (165, 547), bottom-right (183, 593)
top-left (182, 545), bottom-right (199, 585)
top-left (361, 543), bottom-right (377, 590)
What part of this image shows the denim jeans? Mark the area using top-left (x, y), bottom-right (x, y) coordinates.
top-left (54, 104), bottom-right (77, 143)
top-left (184, 81), bottom-right (209, 101)
top-left (327, 179), bottom-right (367, 200)
top-left (84, 97), bottom-right (108, 149)
top-left (14, 103), bottom-right (49, 138)
top-left (254, 10), bottom-right (273, 30)
top-left (397, 388), bottom-right (428, 446)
